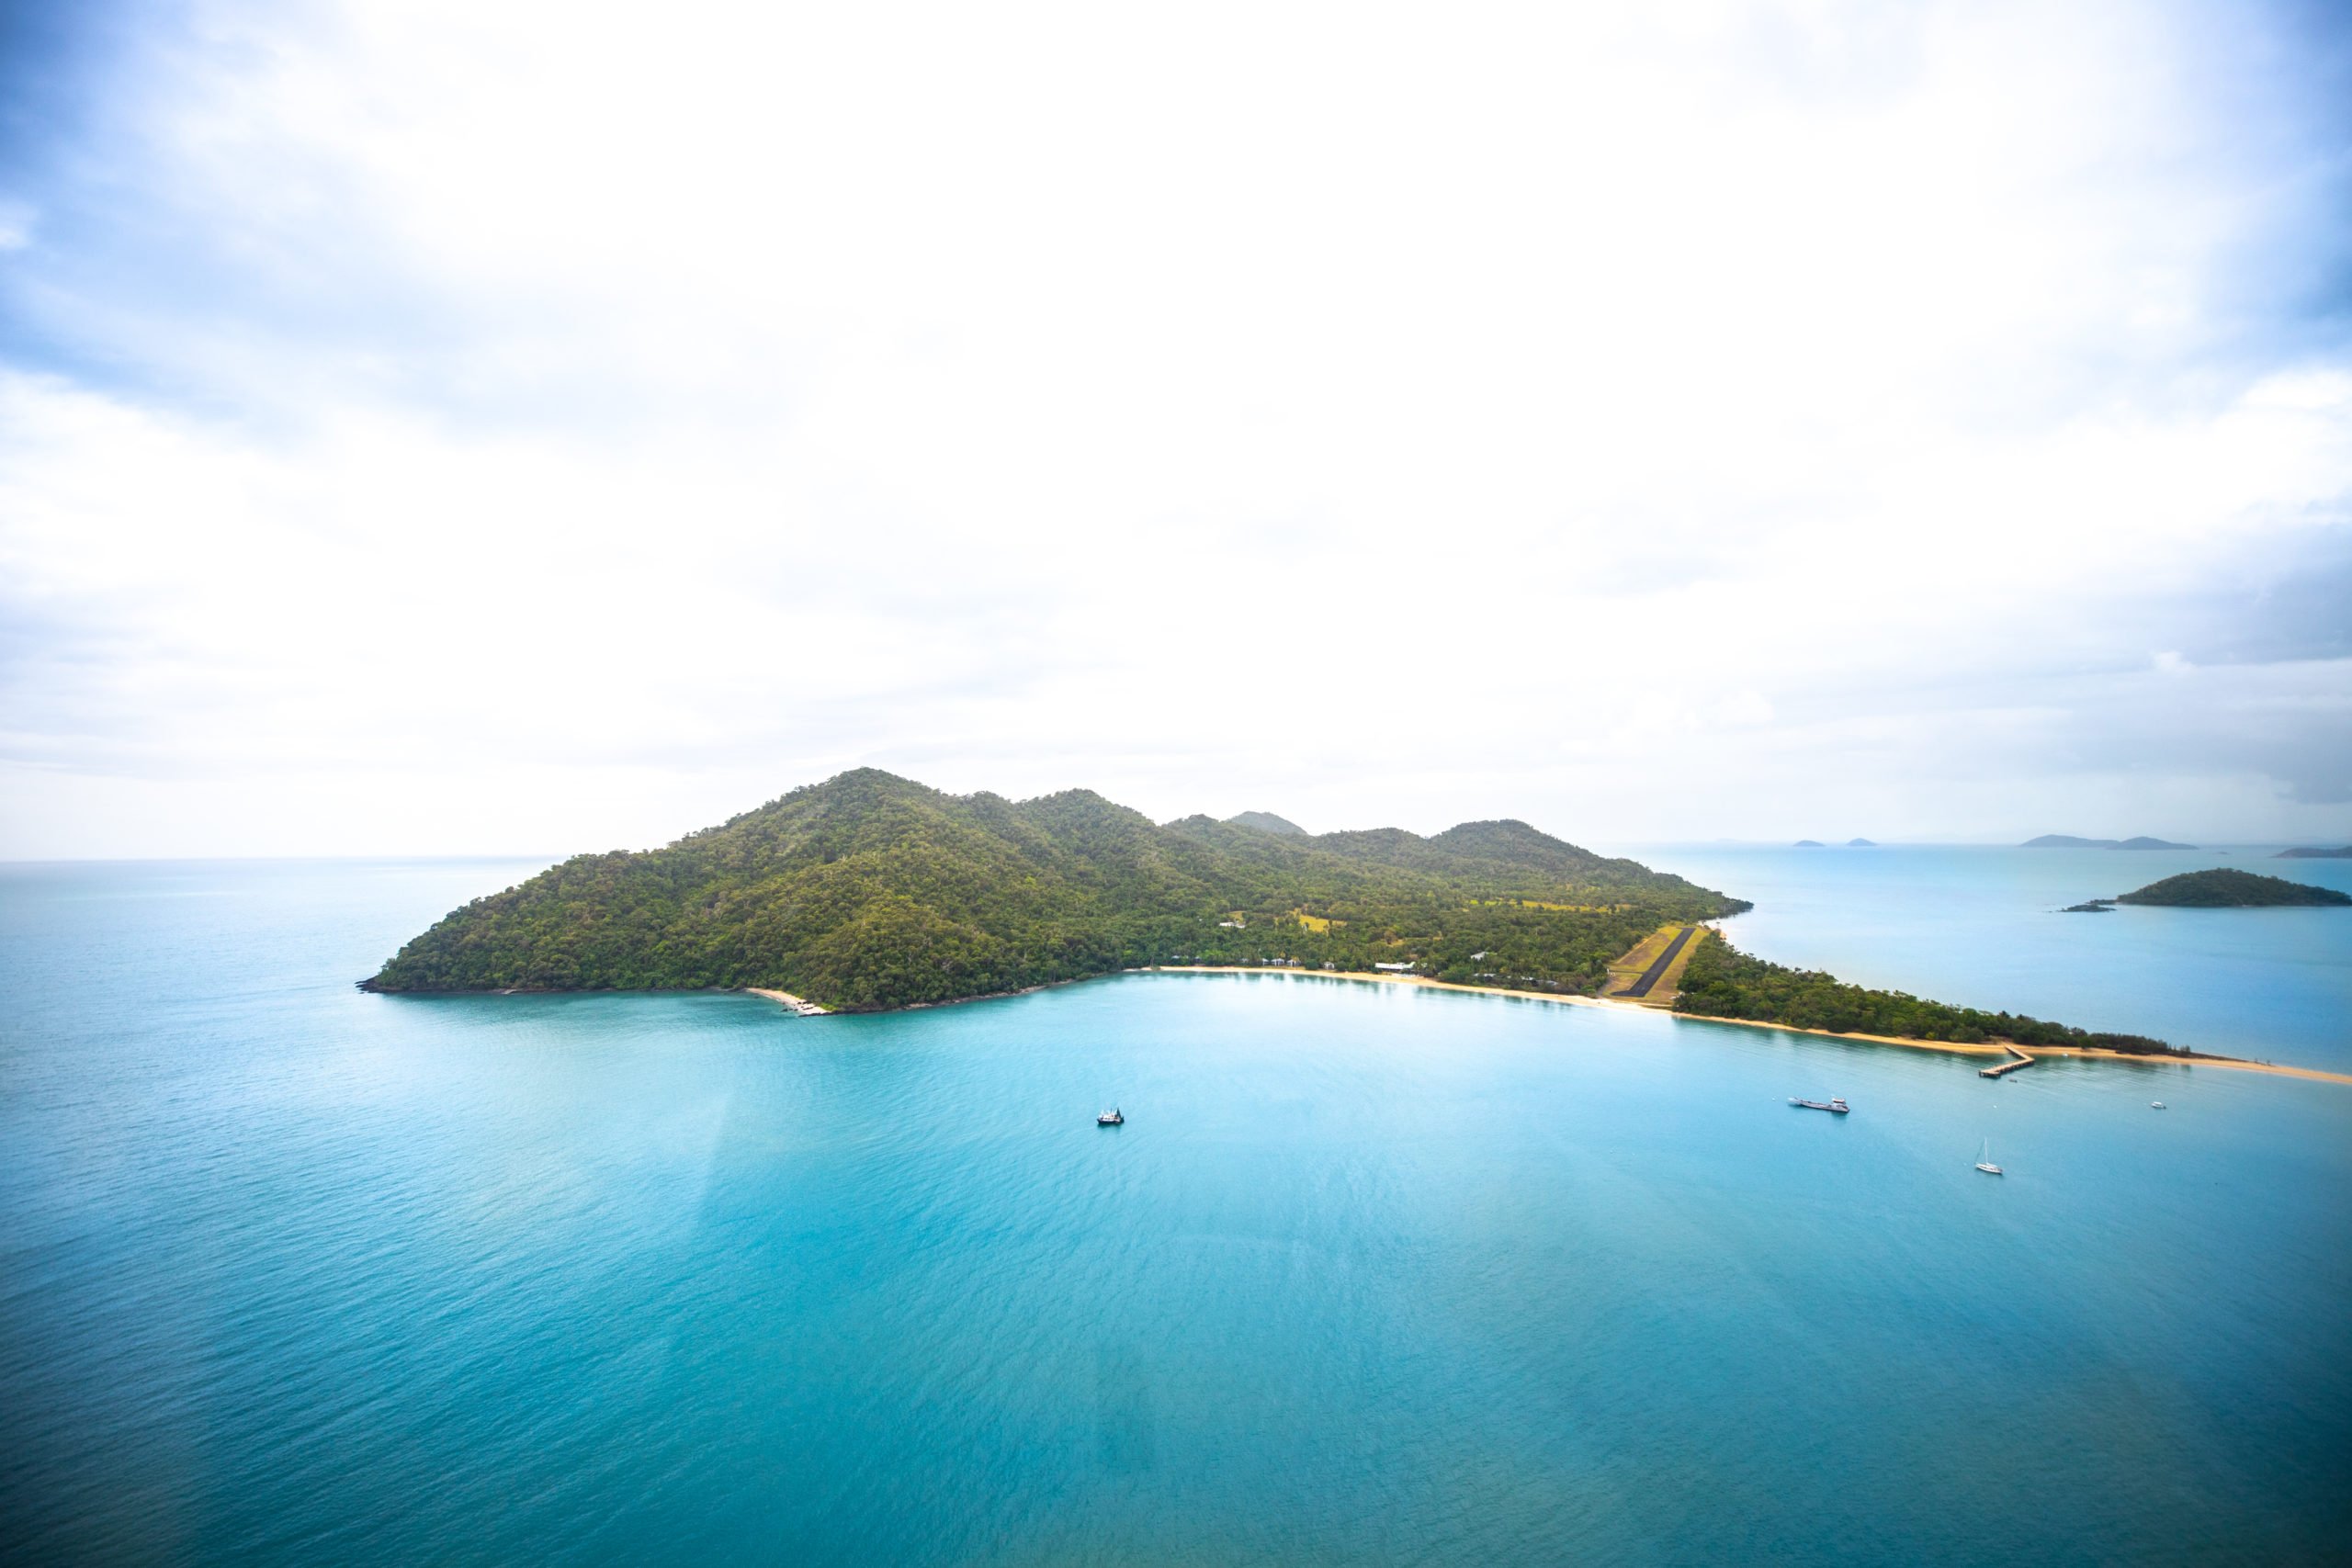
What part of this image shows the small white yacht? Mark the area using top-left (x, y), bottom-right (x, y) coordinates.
top-left (1975, 1137), bottom-right (2003, 1176)
top-left (1097, 1108), bottom-right (1125, 1127)
top-left (2151, 1101), bottom-right (2166, 1110)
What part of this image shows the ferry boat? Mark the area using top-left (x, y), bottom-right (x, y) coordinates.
top-left (1788, 1097), bottom-right (1850, 1114)
top-left (1096, 1109), bottom-right (1124, 1126)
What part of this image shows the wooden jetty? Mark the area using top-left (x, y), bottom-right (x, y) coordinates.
top-left (1979, 1043), bottom-right (2036, 1078)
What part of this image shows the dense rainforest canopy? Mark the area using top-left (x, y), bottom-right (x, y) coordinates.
top-left (1672, 932), bottom-right (2180, 1054)
top-left (364, 769), bottom-right (1748, 1010)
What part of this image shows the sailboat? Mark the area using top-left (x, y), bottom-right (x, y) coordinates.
top-left (1975, 1138), bottom-right (2003, 1176)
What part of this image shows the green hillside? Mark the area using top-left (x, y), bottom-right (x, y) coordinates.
top-left (2115, 869), bottom-right (2352, 908)
top-left (363, 770), bottom-right (1747, 1010)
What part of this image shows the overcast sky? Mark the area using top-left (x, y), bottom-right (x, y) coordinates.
top-left (3, 0), bottom-right (2349, 857)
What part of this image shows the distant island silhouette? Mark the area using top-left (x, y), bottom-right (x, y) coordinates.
top-left (2276, 845), bottom-right (2352, 859)
top-left (2023, 834), bottom-right (2196, 851)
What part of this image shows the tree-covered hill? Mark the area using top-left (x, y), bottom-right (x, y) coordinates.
top-left (364, 770), bottom-right (1747, 1010)
top-left (2114, 869), bottom-right (2351, 908)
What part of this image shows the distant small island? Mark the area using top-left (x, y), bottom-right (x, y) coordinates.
top-left (1792, 840), bottom-right (1825, 847)
top-left (2024, 834), bottom-right (2197, 851)
top-left (1847, 838), bottom-right (1877, 847)
top-left (2276, 845), bottom-right (2352, 859)
top-left (2115, 869), bottom-right (2352, 908)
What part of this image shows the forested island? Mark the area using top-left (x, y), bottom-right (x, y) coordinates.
top-left (364, 770), bottom-right (1747, 1010)
top-left (2276, 846), bottom-right (2352, 859)
top-left (2024, 834), bottom-right (2196, 850)
top-left (2114, 869), bottom-right (2351, 908)
top-left (1672, 934), bottom-right (2183, 1054)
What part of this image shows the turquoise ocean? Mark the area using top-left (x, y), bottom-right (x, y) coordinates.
top-left (4, 851), bottom-right (2348, 1563)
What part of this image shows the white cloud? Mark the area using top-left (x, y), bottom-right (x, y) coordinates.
top-left (1, 0), bottom-right (2347, 854)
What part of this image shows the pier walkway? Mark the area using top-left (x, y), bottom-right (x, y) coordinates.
top-left (1979, 1043), bottom-right (2036, 1078)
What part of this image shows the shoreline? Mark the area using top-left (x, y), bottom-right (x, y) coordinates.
top-left (402, 972), bottom-right (2347, 1086)
top-left (745, 987), bottom-right (830, 1015)
top-left (1138, 965), bottom-right (2352, 1087)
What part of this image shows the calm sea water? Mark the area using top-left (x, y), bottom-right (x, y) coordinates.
top-left (4, 858), bottom-right (2349, 1564)
top-left (1625, 843), bottom-right (2352, 1074)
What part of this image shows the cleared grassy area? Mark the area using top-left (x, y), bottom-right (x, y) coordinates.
top-left (1645, 923), bottom-right (1709, 1002)
top-left (1602, 923), bottom-right (1713, 1005)
top-left (1605, 923), bottom-right (1682, 996)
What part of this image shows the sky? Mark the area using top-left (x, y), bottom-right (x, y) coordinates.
top-left (2, 0), bottom-right (2349, 858)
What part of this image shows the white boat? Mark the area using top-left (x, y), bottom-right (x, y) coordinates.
top-left (2150, 1101), bottom-right (2165, 1110)
top-left (1975, 1137), bottom-right (2003, 1176)
top-left (1097, 1108), bottom-right (1124, 1127)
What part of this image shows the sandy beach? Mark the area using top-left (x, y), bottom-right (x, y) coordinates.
top-left (746, 987), bottom-right (829, 1014)
top-left (1144, 965), bottom-right (2352, 1087)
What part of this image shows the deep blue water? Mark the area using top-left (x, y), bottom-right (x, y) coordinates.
top-left (4, 858), bottom-right (2349, 1564)
top-left (1625, 843), bottom-right (2352, 1074)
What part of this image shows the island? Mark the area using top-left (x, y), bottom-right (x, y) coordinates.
top-left (2277, 845), bottom-right (2352, 859)
top-left (1846, 838), bottom-right (1877, 847)
top-left (2113, 869), bottom-right (2352, 908)
top-left (1792, 840), bottom-right (1826, 847)
top-left (363, 769), bottom-right (1748, 1009)
top-left (360, 769), bottom-right (2259, 1070)
top-left (2024, 834), bottom-right (2197, 850)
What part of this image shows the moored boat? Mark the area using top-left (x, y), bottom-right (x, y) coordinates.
top-left (1789, 1097), bottom-right (1850, 1114)
top-left (1975, 1137), bottom-right (2003, 1175)
top-left (1097, 1108), bottom-right (1124, 1126)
